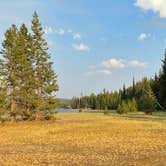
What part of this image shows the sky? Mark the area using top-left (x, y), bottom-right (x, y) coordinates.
top-left (0, 0), bottom-right (166, 98)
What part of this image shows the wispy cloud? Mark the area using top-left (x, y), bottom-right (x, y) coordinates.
top-left (72, 43), bottom-right (90, 51)
top-left (85, 69), bottom-right (111, 76)
top-left (138, 33), bottom-right (151, 41)
top-left (44, 26), bottom-right (53, 35)
top-left (102, 59), bottom-right (125, 68)
top-left (84, 58), bottom-right (147, 77)
top-left (55, 28), bottom-right (65, 35)
top-left (73, 33), bottom-right (82, 40)
top-left (44, 27), bottom-right (66, 35)
top-left (102, 58), bottom-right (147, 69)
top-left (129, 60), bottom-right (147, 67)
top-left (135, 0), bottom-right (166, 18)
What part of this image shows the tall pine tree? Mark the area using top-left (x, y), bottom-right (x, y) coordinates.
top-left (16, 24), bottom-right (36, 116)
top-left (132, 77), bottom-right (136, 98)
top-left (31, 12), bottom-right (58, 119)
top-left (0, 24), bottom-right (20, 116)
top-left (159, 50), bottom-right (166, 109)
top-left (0, 80), bottom-right (8, 114)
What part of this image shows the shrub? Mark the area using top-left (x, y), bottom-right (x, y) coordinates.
top-left (44, 113), bottom-right (52, 120)
top-left (21, 109), bottom-right (34, 121)
top-left (0, 113), bottom-right (10, 123)
top-left (117, 101), bottom-right (128, 114)
top-left (79, 109), bottom-right (82, 113)
top-left (117, 98), bottom-right (138, 114)
top-left (43, 110), bottom-right (57, 120)
top-left (104, 106), bottom-right (109, 115)
top-left (129, 98), bottom-right (138, 112)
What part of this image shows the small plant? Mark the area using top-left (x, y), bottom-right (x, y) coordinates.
top-left (43, 110), bottom-right (57, 120)
top-left (0, 113), bottom-right (10, 123)
top-left (79, 109), bottom-right (82, 113)
top-left (104, 106), bottom-right (109, 115)
top-left (44, 113), bottom-right (52, 120)
top-left (21, 109), bottom-right (33, 121)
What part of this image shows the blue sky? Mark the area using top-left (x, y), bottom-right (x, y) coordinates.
top-left (1, 0), bottom-right (166, 98)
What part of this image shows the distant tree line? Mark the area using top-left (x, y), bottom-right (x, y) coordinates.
top-left (71, 90), bottom-right (120, 110)
top-left (71, 51), bottom-right (166, 114)
top-left (0, 12), bottom-right (58, 121)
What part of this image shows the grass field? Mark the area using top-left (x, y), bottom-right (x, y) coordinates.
top-left (0, 112), bottom-right (166, 165)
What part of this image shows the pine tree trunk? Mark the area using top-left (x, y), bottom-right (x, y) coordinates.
top-left (35, 86), bottom-right (42, 120)
top-left (11, 98), bottom-right (16, 112)
top-left (35, 107), bottom-right (40, 120)
top-left (11, 90), bottom-right (16, 121)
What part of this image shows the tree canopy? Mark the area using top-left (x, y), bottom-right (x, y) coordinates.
top-left (0, 12), bottom-right (58, 120)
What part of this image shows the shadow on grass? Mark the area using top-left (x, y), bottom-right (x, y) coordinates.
top-left (110, 111), bottom-right (166, 122)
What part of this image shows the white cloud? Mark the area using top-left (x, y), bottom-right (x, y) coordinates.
top-left (85, 70), bottom-right (111, 76)
top-left (45, 27), bottom-right (66, 36)
top-left (138, 33), bottom-right (151, 41)
top-left (55, 28), bottom-right (65, 35)
top-left (73, 33), bottom-right (82, 40)
top-left (129, 60), bottom-right (147, 67)
top-left (102, 58), bottom-right (147, 69)
top-left (86, 58), bottom-right (147, 77)
top-left (102, 58), bottom-right (125, 69)
top-left (135, 0), bottom-right (166, 18)
top-left (44, 26), bottom-right (53, 35)
top-left (72, 43), bottom-right (90, 51)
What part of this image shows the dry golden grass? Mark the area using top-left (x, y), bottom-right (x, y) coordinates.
top-left (0, 112), bottom-right (166, 165)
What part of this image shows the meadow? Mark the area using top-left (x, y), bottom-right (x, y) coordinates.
top-left (0, 112), bottom-right (166, 165)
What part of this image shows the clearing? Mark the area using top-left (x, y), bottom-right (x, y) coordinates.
top-left (0, 112), bottom-right (166, 165)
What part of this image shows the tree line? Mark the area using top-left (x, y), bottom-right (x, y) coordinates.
top-left (71, 51), bottom-right (166, 114)
top-left (0, 12), bottom-right (58, 121)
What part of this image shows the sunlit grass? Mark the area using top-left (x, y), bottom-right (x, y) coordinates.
top-left (0, 112), bottom-right (166, 165)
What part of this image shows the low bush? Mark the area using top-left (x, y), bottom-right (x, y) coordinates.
top-left (117, 98), bottom-right (138, 114)
top-left (129, 98), bottom-right (138, 112)
top-left (79, 109), bottom-right (82, 113)
top-left (104, 106), bottom-right (109, 115)
top-left (42, 110), bottom-right (57, 121)
top-left (0, 114), bottom-right (10, 123)
top-left (117, 101), bottom-right (128, 114)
